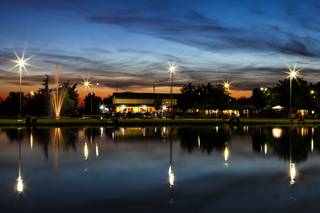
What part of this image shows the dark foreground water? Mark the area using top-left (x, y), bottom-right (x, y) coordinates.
top-left (1, 125), bottom-right (320, 212)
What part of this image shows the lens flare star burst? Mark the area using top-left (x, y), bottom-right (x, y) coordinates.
top-left (168, 63), bottom-right (177, 78)
top-left (12, 51), bottom-right (32, 74)
top-left (286, 64), bottom-right (302, 80)
top-left (82, 78), bottom-right (92, 89)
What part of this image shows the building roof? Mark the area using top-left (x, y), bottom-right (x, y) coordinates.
top-left (112, 92), bottom-right (180, 99)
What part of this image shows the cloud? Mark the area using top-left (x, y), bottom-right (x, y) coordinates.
top-left (88, 6), bottom-right (320, 59)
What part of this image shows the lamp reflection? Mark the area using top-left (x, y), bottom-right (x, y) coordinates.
top-left (289, 128), bottom-right (297, 185)
top-left (224, 143), bottom-right (229, 167)
top-left (95, 143), bottom-right (99, 157)
top-left (272, 128), bottom-right (282, 139)
top-left (168, 127), bottom-right (175, 188)
top-left (16, 140), bottom-right (24, 194)
top-left (289, 163), bottom-right (296, 185)
top-left (100, 127), bottom-right (104, 138)
top-left (30, 132), bottom-right (33, 150)
top-left (311, 139), bottom-right (314, 152)
top-left (84, 142), bottom-right (89, 160)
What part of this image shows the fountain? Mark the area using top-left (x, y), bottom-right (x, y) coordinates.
top-left (51, 64), bottom-right (67, 119)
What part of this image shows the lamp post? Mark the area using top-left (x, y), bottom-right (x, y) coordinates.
top-left (168, 63), bottom-right (177, 113)
top-left (12, 51), bottom-right (31, 117)
top-left (82, 79), bottom-right (93, 114)
top-left (286, 64), bottom-right (301, 119)
top-left (223, 81), bottom-right (231, 109)
top-left (223, 81), bottom-right (230, 93)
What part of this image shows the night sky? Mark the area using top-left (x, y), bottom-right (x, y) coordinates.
top-left (1, 0), bottom-right (320, 98)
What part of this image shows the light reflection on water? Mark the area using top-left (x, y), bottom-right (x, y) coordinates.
top-left (1, 125), bottom-right (320, 212)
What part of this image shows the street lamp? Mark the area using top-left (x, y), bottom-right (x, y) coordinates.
top-left (286, 64), bottom-right (301, 119)
top-left (223, 81), bottom-right (230, 93)
top-left (12, 51), bottom-right (31, 117)
top-left (168, 63), bottom-right (177, 112)
top-left (82, 79), bottom-right (93, 114)
top-left (223, 81), bottom-right (231, 108)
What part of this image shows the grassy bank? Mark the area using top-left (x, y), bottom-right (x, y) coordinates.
top-left (1, 117), bottom-right (320, 126)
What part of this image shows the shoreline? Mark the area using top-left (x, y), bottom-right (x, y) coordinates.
top-left (1, 118), bottom-right (320, 126)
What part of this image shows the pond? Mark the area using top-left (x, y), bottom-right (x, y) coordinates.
top-left (0, 125), bottom-right (319, 212)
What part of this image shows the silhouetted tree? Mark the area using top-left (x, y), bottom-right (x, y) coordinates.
top-left (84, 92), bottom-right (102, 114)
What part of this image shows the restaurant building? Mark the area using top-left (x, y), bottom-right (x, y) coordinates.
top-left (112, 92), bottom-right (179, 113)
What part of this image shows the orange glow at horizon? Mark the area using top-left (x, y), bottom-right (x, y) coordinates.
top-left (0, 85), bottom-right (252, 100)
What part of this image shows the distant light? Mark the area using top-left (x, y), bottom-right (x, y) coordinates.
top-left (30, 91), bottom-right (35, 96)
top-left (260, 87), bottom-right (267, 92)
top-left (82, 78), bottom-right (92, 89)
top-left (310, 90), bottom-right (315, 94)
top-left (223, 81), bottom-right (230, 91)
top-left (99, 105), bottom-right (105, 110)
top-left (272, 105), bottom-right (284, 110)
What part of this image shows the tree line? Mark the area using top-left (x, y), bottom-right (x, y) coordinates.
top-left (1, 75), bottom-right (319, 117)
top-left (177, 77), bottom-right (320, 116)
top-left (0, 75), bottom-right (109, 117)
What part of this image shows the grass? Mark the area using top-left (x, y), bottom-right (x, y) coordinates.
top-left (1, 117), bottom-right (320, 126)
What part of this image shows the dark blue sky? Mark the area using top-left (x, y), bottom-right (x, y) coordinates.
top-left (1, 0), bottom-right (320, 97)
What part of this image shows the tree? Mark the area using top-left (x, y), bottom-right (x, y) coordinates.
top-left (0, 92), bottom-right (23, 116)
top-left (61, 81), bottom-right (79, 116)
top-left (271, 78), bottom-right (312, 112)
top-left (252, 88), bottom-right (267, 112)
top-left (84, 92), bottom-right (102, 114)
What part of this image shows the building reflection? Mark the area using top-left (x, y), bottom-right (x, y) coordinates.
top-left (3, 125), bottom-right (320, 187)
top-left (178, 126), bottom-right (230, 153)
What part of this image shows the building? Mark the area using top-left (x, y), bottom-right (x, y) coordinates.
top-left (112, 92), bottom-right (180, 113)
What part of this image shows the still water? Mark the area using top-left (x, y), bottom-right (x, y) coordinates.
top-left (0, 125), bottom-right (320, 212)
